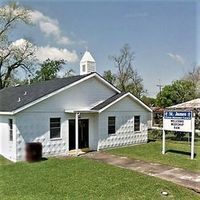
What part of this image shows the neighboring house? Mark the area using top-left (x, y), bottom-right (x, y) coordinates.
top-left (0, 51), bottom-right (152, 162)
top-left (169, 98), bottom-right (200, 130)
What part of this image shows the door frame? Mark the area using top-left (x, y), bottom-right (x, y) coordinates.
top-left (68, 118), bottom-right (89, 150)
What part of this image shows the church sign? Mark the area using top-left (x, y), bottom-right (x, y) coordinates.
top-left (162, 110), bottom-right (195, 159)
top-left (163, 111), bottom-right (192, 132)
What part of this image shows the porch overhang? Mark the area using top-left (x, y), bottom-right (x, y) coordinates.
top-left (64, 109), bottom-right (98, 114)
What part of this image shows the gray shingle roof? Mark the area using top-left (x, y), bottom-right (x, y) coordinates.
top-left (0, 73), bottom-right (90, 112)
top-left (91, 92), bottom-right (126, 111)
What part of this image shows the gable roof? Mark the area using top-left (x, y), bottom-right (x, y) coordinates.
top-left (168, 98), bottom-right (200, 109)
top-left (91, 92), bottom-right (152, 113)
top-left (0, 74), bottom-right (88, 112)
top-left (0, 72), bottom-right (120, 114)
top-left (91, 92), bottom-right (126, 111)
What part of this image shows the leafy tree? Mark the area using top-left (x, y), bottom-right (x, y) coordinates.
top-left (33, 59), bottom-right (65, 82)
top-left (110, 44), bottom-right (145, 98)
top-left (141, 95), bottom-right (156, 107)
top-left (103, 70), bottom-right (116, 85)
top-left (156, 80), bottom-right (196, 108)
top-left (0, 2), bottom-right (35, 89)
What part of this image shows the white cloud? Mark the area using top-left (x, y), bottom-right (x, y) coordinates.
top-left (6, 39), bottom-right (78, 64)
top-left (57, 36), bottom-right (71, 45)
top-left (30, 10), bottom-right (71, 45)
top-left (10, 38), bottom-right (35, 54)
top-left (11, 38), bottom-right (27, 47)
top-left (167, 53), bottom-right (185, 65)
top-left (35, 46), bottom-right (78, 63)
top-left (39, 21), bottom-right (60, 37)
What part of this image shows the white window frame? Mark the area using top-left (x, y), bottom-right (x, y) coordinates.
top-left (108, 116), bottom-right (116, 135)
top-left (134, 116), bottom-right (141, 132)
top-left (8, 118), bottom-right (13, 141)
top-left (50, 118), bottom-right (62, 140)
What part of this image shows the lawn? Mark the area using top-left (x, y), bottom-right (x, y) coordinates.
top-left (0, 156), bottom-right (199, 200)
top-left (0, 156), bottom-right (12, 166)
top-left (107, 141), bottom-right (200, 172)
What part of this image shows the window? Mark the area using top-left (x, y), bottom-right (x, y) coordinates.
top-left (108, 116), bottom-right (115, 134)
top-left (9, 119), bottom-right (13, 141)
top-left (50, 118), bottom-right (61, 139)
top-left (134, 116), bottom-right (140, 131)
top-left (82, 65), bottom-right (86, 72)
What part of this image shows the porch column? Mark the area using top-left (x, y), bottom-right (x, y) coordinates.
top-left (75, 112), bottom-right (79, 156)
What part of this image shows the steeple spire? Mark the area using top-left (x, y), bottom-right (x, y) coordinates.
top-left (80, 50), bottom-right (96, 75)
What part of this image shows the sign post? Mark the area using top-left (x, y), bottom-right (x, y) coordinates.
top-left (163, 110), bottom-right (195, 159)
top-left (162, 129), bottom-right (165, 154)
top-left (191, 116), bottom-right (195, 159)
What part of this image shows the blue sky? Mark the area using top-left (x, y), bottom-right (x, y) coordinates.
top-left (4, 0), bottom-right (198, 97)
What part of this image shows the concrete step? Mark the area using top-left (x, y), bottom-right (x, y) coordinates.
top-left (68, 148), bottom-right (90, 156)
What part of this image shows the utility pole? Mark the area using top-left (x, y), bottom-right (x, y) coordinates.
top-left (157, 79), bottom-right (163, 95)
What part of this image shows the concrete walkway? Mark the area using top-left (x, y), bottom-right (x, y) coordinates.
top-left (84, 152), bottom-right (200, 193)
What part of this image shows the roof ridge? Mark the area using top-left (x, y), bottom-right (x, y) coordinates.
top-left (0, 73), bottom-right (92, 92)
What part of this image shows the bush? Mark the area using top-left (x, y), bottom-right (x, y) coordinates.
top-left (173, 132), bottom-right (186, 141)
top-left (148, 129), bottom-right (162, 140)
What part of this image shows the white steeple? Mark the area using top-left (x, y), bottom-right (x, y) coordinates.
top-left (80, 51), bottom-right (96, 75)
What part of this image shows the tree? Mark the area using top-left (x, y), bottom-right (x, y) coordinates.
top-left (0, 2), bottom-right (35, 89)
top-left (103, 70), bottom-right (116, 85)
top-left (64, 69), bottom-right (75, 77)
top-left (33, 59), bottom-right (65, 82)
top-left (110, 44), bottom-right (145, 98)
top-left (156, 80), bottom-right (196, 108)
top-left (141, 95), bottom-right (156, 107)
top-left (183, 66), bottom-right (200, 97)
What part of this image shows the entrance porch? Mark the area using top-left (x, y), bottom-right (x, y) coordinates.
top-left (65, 110), bottom-right (98, 155)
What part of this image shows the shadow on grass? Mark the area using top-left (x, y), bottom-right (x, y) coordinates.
top-left (41, 157), bottom-right (48, 161)
top-left (147, 139), bottom-right (156, 143)
top-left (26, 157), bottom-right (48, 163)
top-left (167, 137), bottom-right (199, 143)
top-left (166, 149), bottom-right (196, 158)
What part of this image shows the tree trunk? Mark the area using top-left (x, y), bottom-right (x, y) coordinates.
top-left (2, 67), bottom-right (12, 88)
top-left (0, 78), bottom-right (3, 90)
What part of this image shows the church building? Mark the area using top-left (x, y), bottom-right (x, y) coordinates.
top-left (0, 51), bottom-right (152, 161)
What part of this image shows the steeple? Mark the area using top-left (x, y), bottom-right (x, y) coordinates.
top-left (80, 51), bottom-right (96, 75)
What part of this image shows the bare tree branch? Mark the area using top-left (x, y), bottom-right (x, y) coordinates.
top-left (110, 44), bottom-right (145, 98)
top-left (0, 2), bottom-right (34, 89)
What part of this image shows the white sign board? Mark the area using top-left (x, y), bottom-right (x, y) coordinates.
top-left (163, 111), bottom-right (192, 132)
top-left (162, 110), bottom-right (195, 159)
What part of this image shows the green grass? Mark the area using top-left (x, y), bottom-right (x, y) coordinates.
top-left (0, 157), bottom-right (199, 200)
top-left (107, 141), bottom-right (200, 172)
top-left (0, 156), bottom-right (12, 165)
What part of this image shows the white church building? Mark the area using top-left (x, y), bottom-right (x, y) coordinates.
top-left (0, 51), bottom-right (152, 161)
